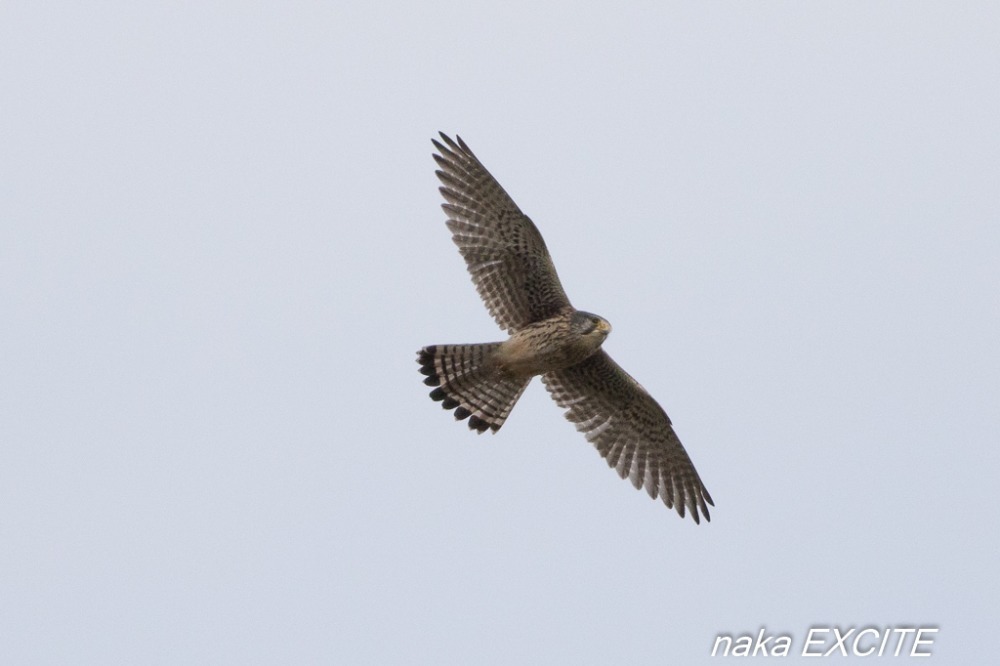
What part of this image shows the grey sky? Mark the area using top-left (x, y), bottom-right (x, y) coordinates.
top-left (2, 2), bottom-right (998, 663)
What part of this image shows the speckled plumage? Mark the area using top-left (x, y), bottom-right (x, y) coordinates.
top-left (417, 133), bottom-right (713, 523)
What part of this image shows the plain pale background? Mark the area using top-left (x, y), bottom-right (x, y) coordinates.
top-left (2, 2), bottom-right (998, 663)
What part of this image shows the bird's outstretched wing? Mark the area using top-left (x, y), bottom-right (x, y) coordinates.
top-left (542, 351), bottom-right (714, 523)
top-left (433, 133), bottom-right (573, 332)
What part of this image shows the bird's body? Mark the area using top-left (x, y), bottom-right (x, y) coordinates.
top-left (497, 310), bottom-right (610, 378)
top-left (418, 133), bottom-right (714, 523)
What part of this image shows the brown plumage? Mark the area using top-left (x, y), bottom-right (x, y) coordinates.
top-left (417, 133), bottom-right (713, 523)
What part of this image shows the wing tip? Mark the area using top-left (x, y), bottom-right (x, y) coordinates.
top-left (433, 132), bottom-right (474, 161)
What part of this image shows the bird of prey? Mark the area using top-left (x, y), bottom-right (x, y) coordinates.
top-left (417, 133), bottom-right (713, 523)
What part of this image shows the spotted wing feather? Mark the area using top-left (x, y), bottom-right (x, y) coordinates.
top-left (433, 133), bottom-right (573, 332)
top-left (542, 351), bottom-right (714, 523)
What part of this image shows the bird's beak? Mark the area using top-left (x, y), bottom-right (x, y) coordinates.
top-left (597, 319), bottom-right (612, 334)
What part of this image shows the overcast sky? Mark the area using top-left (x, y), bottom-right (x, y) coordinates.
top-left (2, 2), bottom-right (998, 663)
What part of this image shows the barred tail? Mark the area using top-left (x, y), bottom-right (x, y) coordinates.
top-left (417, 343), bottom-right (529, 434)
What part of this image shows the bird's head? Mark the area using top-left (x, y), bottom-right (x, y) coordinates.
top-left (572, 311), bottom-right (612, 341)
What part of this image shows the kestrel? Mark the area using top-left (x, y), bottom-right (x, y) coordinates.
top-left (417, 133), bottom-right (713, 523)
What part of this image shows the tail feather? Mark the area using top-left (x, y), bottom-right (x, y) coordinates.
top-left (417, 343), bottom-right (529, 433)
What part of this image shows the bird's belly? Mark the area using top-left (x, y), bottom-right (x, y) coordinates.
top-left (496, 328), bottom-right (600, 378)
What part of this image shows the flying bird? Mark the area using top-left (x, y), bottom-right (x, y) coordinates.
top-left (417, 133), bottom-right (713, 523)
